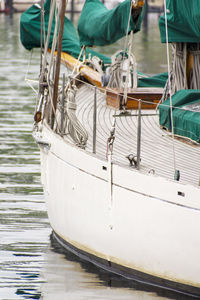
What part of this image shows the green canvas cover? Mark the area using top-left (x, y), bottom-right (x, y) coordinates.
top-left (20, 0), bottom-right (167, 89)
top-left (20, 0), bottom-right (111, 65)
top-left (159, 90), bottom-right (200, 143)
top-left (78, 0), bottom-right (145, 47)
top-left (159, 0), bottom-right (200, 43)
top-left (138, 72), bottom-right (168, 88)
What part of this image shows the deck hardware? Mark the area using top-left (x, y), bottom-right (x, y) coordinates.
top-left (37, 140), bottom-right (51, 150)
top-left (93, 86), bottom-right (97, 154)
top-left (113, 110), bottom-right (131, 117)
top-left (108, 151), bottom-right (113, 230)
top-left (113, 113), bottom-right (157, 117)
top-left (34, 94), bottom-right (44, 123)
top-left (101, 74), bottom-right (110, 87)
top-left (34, 111), bottom-right (42, 123)
top-left (174, 169), bottom-right (180, 181)
top-left (136, 99), bottom-right (142, 170)
top-left (60, 73), bottom-right (65, 136)
top-left (148, 169), bottom-right (155, 174)
top-left (113, 111), bottom-right (157, 117)
top-left (126, 154), bottom-right (137, 167)
top-left (107, 118), bottom-right (115, 230)
top-left (102, 166), bottom-right (107, 170)
top-left (178, 191), bottom-right (185, 197)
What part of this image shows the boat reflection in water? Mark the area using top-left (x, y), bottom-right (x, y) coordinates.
top-left (39, 233), bottom-right (195, 300)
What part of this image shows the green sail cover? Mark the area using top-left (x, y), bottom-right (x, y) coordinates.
top-left (159, 90), bottom-right (200, 143)
top-left (20, 0), bottom-right (111, 65)
top-left (78, 0), bottom-right (145, 47)
top-left (138, 72), bottom-right (168, 88)
top-left (159, 0), bottom-right (200, 43)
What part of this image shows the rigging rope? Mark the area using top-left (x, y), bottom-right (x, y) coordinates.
top-left (66, 85), bottom-right (88, 146)
top-left (163, 0), bottom-right (177, 173)
top-left (48, 1), bottom-right (61, 80)
top-left (122, 30), bottom-right (137, 107)
top-left (107, 2), bottom-right (137, 92)
top-left (171, 43), bottom-right (188, 94)
top-left (189, 44), bottom-right (200, 89)
top-left (170, 43), bottom-right (200, 92)
top-left (107, 52), bottom-right (123, 88)
top-left (41, 0), bottom-right (56, 77)
top-left (123, 0), bottom-right (133, 65)
top-left (57, 82), bottom-right (88, 147)
top-left (71, 46), bottom-right (85, 76)
top-left (25, 49), bottom-right (38, 95)
top-left (43, 0), bottom-right (61, 128)
top-left (47, 0), bottom-right (61, 114)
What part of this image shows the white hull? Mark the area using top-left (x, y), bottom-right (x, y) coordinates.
top-left (38, 123), bottom-right (200, 296)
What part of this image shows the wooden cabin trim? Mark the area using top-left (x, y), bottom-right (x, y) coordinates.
top-left (106, 87), bottom-right (164, 110)
top-left (60, 51), bottom-right (102, 87)
top-left (52, 50), bottom-right (164, 110)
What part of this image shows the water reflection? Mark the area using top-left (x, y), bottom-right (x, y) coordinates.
top-left (39, 235), bottom-right (195, 300)
top-left (0, 13), bottom-right (50, 299)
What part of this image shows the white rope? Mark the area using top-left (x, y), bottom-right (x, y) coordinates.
top-left (47, 0), bottom-right (61, 115)
top-left (163, 0), bottom-right (177, 172)
top-left (48, 1), bottom-right (61, 80)
top-left (122, 1), bottom-right (138, 95)
top-left (107, 52), bottom-right (122, 88)
top-left (107, 2), bottom-right (137, 91)
top-left (25, 49), bottom-right (33, 81)
top-left (123, 0), bottom-right (133, 62)
top-left (122, 30), bottom-right (135, 106)
top-left (24, 50), bottom-right (38, 95)
top-left (47, 0), bottom-right (69, 130)
top-left (65, 84), bottom-right (88, 146)
top-left (71, 46), bottom-right (85, 76)
top-left (40, 0), bottom-right (62, 129)
top-left (41, 0), bottom-right (46, 52)
top-left (41, 0), bottom-right (56, 76)
top-left (85, 55), bottom-right (104, 74)
top-left (171, 43), bottom-right (188, 94)
top-left (25, 79), bottom-right (38, 95)
top-left (190, 44), bottom-right (200, 89)
top-left (45, 1), bottom-right (60, 129)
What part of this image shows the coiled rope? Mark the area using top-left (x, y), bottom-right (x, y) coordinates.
top-left (65, 84), bottom-right (88, 147)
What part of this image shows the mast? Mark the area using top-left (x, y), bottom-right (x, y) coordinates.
top-left (52, 0), bottom-right (67, 122)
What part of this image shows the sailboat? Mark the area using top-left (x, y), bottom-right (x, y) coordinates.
top-left (20, 0), bottom-right (200, 297)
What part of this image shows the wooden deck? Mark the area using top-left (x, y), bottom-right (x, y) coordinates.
top-left (73, 84), bottom-right (200, 187)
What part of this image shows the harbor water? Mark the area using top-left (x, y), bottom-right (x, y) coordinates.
top-left (0, 12), bottom-right (193, 300)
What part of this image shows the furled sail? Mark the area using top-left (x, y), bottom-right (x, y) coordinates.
top-left (78, 0), bottom-right (145, 47)
top-left (20, 0), bottom-right (111, 65)
top-left (159, 0), bottom-right (200, 43)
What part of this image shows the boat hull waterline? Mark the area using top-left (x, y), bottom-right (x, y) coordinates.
top-left (36, 122), bottom-right (200, 297)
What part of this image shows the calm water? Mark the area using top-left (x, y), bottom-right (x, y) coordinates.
top-left (0, 12), bottom-right (193, 300)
